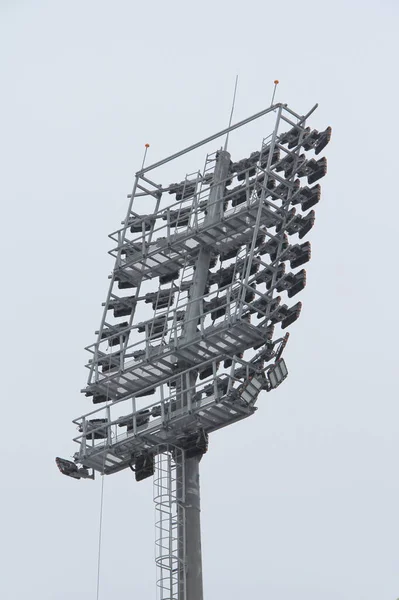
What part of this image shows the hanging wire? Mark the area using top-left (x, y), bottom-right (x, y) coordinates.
top-left (271, 80), bottom-right (279, 106)
top-left (224, 75), bottom-right (239, 151)
top-left (96, 464), bottom-right (106, 600)
top-left (95, 343), bottom-right (112, 600)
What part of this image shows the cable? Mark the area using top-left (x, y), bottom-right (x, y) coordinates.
top-left (96, 468), bottom-right (105, 600)
top-left (224, 75), bottom-right (239, 151)
top-left (95, 343), bottom-right (111, 600)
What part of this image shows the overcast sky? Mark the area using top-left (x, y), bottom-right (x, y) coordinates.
top-left (1, 1), bottom-right (399, 599)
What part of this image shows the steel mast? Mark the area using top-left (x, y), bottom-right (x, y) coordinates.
top-left (178, 149), bottom-right (231, 600)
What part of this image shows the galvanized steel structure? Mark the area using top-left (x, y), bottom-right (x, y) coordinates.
top-left (57, 101), bottom-right (331, 600)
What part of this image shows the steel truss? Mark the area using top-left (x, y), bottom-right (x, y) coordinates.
top-left (74, 103), bottom-right (324, 474)
top-left (58, 100), bottom-right (331, 600)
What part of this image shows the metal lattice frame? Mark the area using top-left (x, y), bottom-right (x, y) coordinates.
top-left (58, 100), bottom-right (331, 600)
top-left (72, 102), bottom-right (327, 475)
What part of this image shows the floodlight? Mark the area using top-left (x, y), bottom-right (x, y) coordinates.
top-left (98, 352), bottom-right (120, 373)
top-left (108, 295), bottom-right (136, 317)
top-left (302, 126), bottom-right (332, 154)
top-left (281, 302), bottom-right (302, 328)
top-left (274, 332), bottom-right (290, 360)
top-left (235, 158), bottom-right (256, 180)
top-left (119, 410), bottom-right (151, 430)
top-left (301, 129), bottom-right (319, 150)
top-left (100, 332), bottom-right (129, 347)
top-left (169, 179), bottom-right (198, 200)
top-left (245, 147), bottom-right (280, 169)
top-left (90, 392), bottom-right (108, 404)
top-left (307, 157), bottom-right (328, 184)
top-left (231, 147), bottom-right (280, 180)
top-left (270, 301), bottom-right (302, 328)
top-left (224, 352), bottom-right (244, 368)
top-left (279, 125), bottom-right (310, 148)
top-left (55, 457), bottom-right (91, 480)
top-left (163, 207), bottom-right (191, 227)
top-left (204, 297), bottom-right (227, 320)
top-left (273, 179), bottom-right (300, 201)
top-left (252, 295), bottom-right (282, 318)
top-left (274, 153), bottom-right (295, 175)
top-left (137, 315), bottom-right (167, 339)
top-left (129, 215), bottom-right (154, 233)
top-left (117, 278), bottom-right (135, 289)
top-left (180, 430), bottom-right (208, 460)
top-left (258, 235), bottom-right (289, 260)
top-left (276, 269), bottom-right (307, 297)
top-left (78, 418), bottom-right (108, 440)
top-left (253, 340), bottom-right (275, 363)
top-left (199, 363), bottom-right (220, 380)
top-left (132, 453), bottom-right (155, 482)
top-left (256, 263), bottom-right (286, 288)
top-left (283, 241), bottom-right (312, 268)
top-left (285, 210), bottom-right (316, 239)
top-left (261, 147), bottom-right (280, 167)
top-left (296, 157), bottom-right (327, 184)
top-left (291, 184), bottom-right (321, 211)
top-left (314, 126), bottom-right (332, 154)
top-left (229, 186), bottom-right (247, 206)
top-left (250, 324), bottom-right (276, 351)
top-left (279, 125), bottom-right (331, 156)
top-left (219, 244), bottom-right (242, 261)
top-left (267, 358), bottom-right (288, 389)
top-left (144, 289), bottom-right (175, 310)
top-left (159, 270), bottom-right (180, 285)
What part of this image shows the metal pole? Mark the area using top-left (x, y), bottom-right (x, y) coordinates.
top-left (177, 150), bottom-right (231, 600)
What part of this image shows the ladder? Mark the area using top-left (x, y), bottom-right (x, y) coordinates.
top-left (154, 447), bottom-right (186, 600)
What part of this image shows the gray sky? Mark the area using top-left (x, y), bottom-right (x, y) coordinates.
top-left (1, 1), bottom-right (398, 599)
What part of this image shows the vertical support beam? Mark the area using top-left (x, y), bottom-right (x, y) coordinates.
top-left (184, 150), bottom-right (231, 338)
top-left (177, 150), bottom-right (231, 600)
top-left (181, 455), bottom-right (202, 600)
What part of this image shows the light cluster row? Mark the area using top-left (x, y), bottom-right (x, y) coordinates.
top-left (81, 120), bottom-right (331, 419)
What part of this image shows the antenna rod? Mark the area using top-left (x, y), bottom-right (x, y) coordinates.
top-left (224, 75), bottom-right (239, 151)
top-left (141, 143), bottom-right (150, 170)
top-left (271, 79), bottom-right (279, 105)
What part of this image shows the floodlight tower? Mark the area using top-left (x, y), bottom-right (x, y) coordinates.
top-left (57, 101), bottom-right (331, 600)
